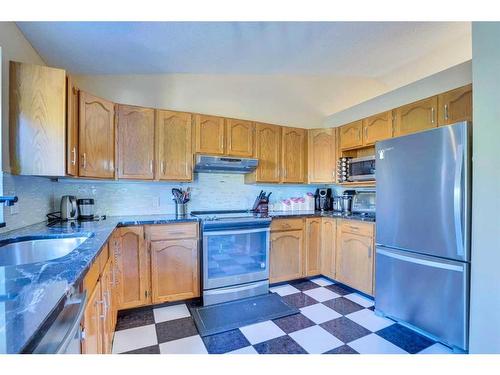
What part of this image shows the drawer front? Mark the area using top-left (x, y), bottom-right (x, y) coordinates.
top-left (146, 223), bottom-right (199, 240)
top-left (271, 218), bottom-right (304, 232)
top-left (340, 220), bottom-right (374, 237)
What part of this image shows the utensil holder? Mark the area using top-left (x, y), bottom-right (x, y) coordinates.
top-left (175, 203), bottom-right (188, 216)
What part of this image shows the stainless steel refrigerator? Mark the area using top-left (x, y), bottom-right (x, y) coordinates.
top-left (375, 121), bottom-right (471, 351)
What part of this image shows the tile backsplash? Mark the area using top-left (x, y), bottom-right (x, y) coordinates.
top-left (53, 173), bottom-right (323, 216)
top-left (0, 173), bottom-right (55, 233)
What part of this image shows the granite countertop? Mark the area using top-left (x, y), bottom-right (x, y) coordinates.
top-left (0, 215), bottom-right (197, 354)
top-left (0, 211), bottom-right (372, 353)
top-left (268, 210), bottom-right (376, 223)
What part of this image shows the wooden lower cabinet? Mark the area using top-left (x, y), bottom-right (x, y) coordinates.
top-left (101, 260), bottom-right (114, 354)
top-left (335, 221), bottom-right (375, 295)
top-left (150, 238), bottom-right (200, 303)
top-left (320, 218), bottom-right (336, 279)
top-left (82, 244), bottom-right (116, 354)
top-left (305, 218), bottom-right (321, 276)
top-left (82, 281), bottom-right (102, 354)
top-left (113, 226), bottom-right (150, 310)
top-left (270, 228), bottom-right (304, 283)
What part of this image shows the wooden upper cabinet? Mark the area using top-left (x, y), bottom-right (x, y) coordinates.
top-left (438, 84), bottom-right (472, 126)
top-left (281, 127), bottom-right (306, 183)
top-left (156, 110), bottom-right (193, 181)
top-left (339, 120), bottom-right (363, 150)
top-left (393, 96), bottom-right (438, 137)
top-left (114, 226), bottom-right (150, 310)
top-left (9, 61), bottom-right (66, 176)
top-left (117, 105), bottom-right (155, 180)
top-left (307, 128), bottom-right (336, 183)
top-left (246, 123), bottom-right (281, 183)
top-left (150, 238), bottom-right (199, 304)
top-left (79, 91), bottom-right (115, 178)
top-left (320, 218), bottom-right (336, 279)
top-left (305, 218), bottom-right (321, 277)
top-left (362, 111), bottom-right (393, 145)
top-left (226, 119), bottom-right (254, 157)
top-left (66, 76), bottom-right (79, 176)
top-left (194, 114), bottom-right (225, 155)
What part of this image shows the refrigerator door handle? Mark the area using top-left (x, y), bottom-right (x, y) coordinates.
top-left (454, 144), bottom-right (464, 258)
top-left (377, 247), bottom-right (465, 272)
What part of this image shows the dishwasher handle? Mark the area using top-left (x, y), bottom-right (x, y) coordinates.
top-left (56, 291), bottom-right (87, 354)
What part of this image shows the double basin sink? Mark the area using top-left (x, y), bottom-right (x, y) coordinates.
top-left (0, 235), bottom-right (91, 267)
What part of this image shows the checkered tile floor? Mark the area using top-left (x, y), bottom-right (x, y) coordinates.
top-left (112, 277), bottom-right (455, 354)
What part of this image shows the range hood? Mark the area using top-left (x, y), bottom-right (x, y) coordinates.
top-left (194, 154), bottom-right (259, 174)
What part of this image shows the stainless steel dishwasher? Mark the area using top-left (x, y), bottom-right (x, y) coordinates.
top-left (33, 290), bottom-right (87, 354)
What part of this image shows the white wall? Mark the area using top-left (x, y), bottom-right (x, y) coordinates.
top-left (324, 61), bottom-right (472, 127)
top-left (468, 22), bottom-right (500, 353)
top-left (73, 73), bottom-right (390, 129)
top-left (0, 22), bottom-right (55, 232)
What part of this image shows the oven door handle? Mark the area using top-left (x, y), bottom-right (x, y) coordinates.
top-left (203, 227), bottom-right (270, 236)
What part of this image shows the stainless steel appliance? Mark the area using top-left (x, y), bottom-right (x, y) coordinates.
top-left (60, 196), bottom-right (78, 221)
top-left (194, 155), bottom-right (259, 174)
top-left (347, 155), bottom-right (376, 182)
top-left (33, 290), bottom-right (87, 353)
top-left (332, 196), bottom-right (343, 212)
top-left (375, 121), bottom-right (471, 351)
top-left (352, 190), bottom-right (376, 214)
top-left (77, 199), bottom-right (95, 220)
top-left (314, 188), bottom-right (332, 211)
top-left (191, 210), bottom-right (271, 306)
top-left (341, 190), bottom-right (356, 214)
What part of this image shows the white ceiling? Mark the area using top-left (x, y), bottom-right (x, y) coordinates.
top-left (17, 22), bottom-right (471, 77)
top-left (15, 22), bottom-right (472, 127)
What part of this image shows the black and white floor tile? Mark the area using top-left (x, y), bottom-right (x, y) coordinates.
top-left (112, 277), bottom-right (455, 354)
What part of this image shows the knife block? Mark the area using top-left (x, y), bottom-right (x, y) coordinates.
top-left (253, 201), bottom-right (269, 214)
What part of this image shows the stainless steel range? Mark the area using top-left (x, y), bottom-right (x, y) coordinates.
top-left (191, 210), bottom-right (271, 306)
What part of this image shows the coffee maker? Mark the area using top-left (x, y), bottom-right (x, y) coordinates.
top-left (314, 188), bottom-right (333, 211)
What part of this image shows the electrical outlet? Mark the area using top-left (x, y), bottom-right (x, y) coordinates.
top-left (153, 196), bottom-right (160, 208)
top-left (10, 204), bottom-right (19, 215)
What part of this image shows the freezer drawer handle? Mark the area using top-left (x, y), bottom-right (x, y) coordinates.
top-left (377, 248), bottom-right (464, 272)
top-left (454, 144), bottom-right (464, 258)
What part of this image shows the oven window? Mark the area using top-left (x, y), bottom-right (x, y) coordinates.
top-left (206, 230), bottom-right (268, 280)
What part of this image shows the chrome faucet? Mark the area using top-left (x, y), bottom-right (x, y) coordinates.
top-left (0, 196), bottom-right (18, 207)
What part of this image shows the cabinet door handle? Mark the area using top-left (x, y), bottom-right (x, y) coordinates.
top-left (71, 147), bottom-right (77, 166)
top-left (150, 160), bottom-right (154, 174)
top-left (444, 104), bottom-right (449, 121)
top-left (431, 107), bottom-right (435, 124)
top-left (368, 245), bottom-right (372, 258)
top-left (364, 127), bottom-right (368, 140)
top-left (161, 161), bottom-right (165, 174)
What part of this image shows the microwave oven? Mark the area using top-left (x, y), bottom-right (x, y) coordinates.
top-left (348, 155), bottom-right (376, 182)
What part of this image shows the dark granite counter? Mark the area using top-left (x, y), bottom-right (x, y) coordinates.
top-left (268, 210), bottom-right (376, 223)
top-left (0, 215), bottom-right (197, 354)
top-left (0, 211), bottom-right (371, 353)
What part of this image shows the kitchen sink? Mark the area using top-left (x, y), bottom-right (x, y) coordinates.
top-left (0, 236), bottom-right (90, 267)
